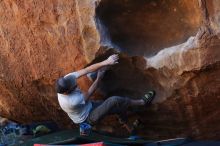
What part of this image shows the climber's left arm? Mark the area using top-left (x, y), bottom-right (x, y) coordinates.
top-left (84, 68), bottom-right (106, 101)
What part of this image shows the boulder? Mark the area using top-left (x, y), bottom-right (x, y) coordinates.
top-left (0, 0), bottom-right (219, 140)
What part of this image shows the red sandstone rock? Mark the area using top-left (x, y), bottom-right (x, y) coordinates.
top-left (0, 0), bottom-right (92, 127)
top-left (0, 0), bottom-right (219, 140)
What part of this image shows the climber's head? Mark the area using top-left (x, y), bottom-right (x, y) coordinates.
top-left (56, 76), bottom-right (77, 94)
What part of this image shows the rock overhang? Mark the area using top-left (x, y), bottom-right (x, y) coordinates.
top-left (95, 0), bottom-right (202, 57)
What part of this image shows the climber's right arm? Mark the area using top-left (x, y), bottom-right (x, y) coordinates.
top-left (75, 54), bottom-right (119, 78)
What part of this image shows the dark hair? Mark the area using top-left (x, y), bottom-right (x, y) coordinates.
top-left (56, 76), bottom-right (77, 94)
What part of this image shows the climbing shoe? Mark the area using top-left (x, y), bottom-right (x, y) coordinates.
top-left (142, 90), bottom-right (156, 105)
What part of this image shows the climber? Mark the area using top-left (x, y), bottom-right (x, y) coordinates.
top-left (56, 54), bottom-right (155, 127)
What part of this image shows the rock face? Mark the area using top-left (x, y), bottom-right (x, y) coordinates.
top-left (0, 0), bottom-right (95, 127)
top-left (0, 0), bottom-right (219, 140)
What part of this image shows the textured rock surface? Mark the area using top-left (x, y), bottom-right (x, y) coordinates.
top-left (0, 0), bottom-right (219, 140)
top-left (86, 0), bottom-right (220, 139)
top-left (0, 0), bottom-right (95, 127)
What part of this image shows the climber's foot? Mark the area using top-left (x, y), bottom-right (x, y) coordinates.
top-left (142, 90), bottom-right (156, 105)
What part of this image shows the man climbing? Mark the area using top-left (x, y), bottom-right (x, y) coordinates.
top-left (56, 54), bottom-right (155, 127)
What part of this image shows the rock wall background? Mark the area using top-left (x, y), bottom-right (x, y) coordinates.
top-left (0, 0), bottom-right (219, 140)
top-left (0, 0), bottom-right (95, 127)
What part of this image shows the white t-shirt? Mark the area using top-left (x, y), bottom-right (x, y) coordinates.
top-left (57, 72), bottom-right (92, 124)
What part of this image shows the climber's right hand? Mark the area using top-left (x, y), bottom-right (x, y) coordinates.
top-left (105, 54), bottom-right (119, 65)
